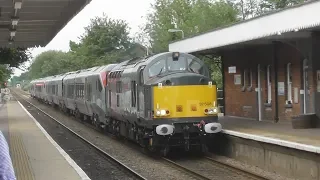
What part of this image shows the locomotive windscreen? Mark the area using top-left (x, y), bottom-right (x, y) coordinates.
top-left (148, 53), bottom-right (209, 78)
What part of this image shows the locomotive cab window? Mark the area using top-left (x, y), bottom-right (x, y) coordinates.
top-left (167, 57), bottom-right (186, 71)
top-left (187, 58), bottom-right (209, 77)
top-left (149, 59), bottom-right (166, 77)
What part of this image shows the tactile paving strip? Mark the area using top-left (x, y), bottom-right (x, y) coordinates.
top-left (9, 132), bottom-right (35, 180)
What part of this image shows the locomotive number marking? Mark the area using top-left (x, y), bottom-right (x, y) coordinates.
top-left (199, 102), bottom-right (212, 106)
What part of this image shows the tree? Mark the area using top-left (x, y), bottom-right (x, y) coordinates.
top-left (0, 65), bottom-right (12, 87)
top-left (25, 14), bottom-right (147, 80)
top-left (259, 0), bottom-right (305, 13)
top-left (28, 50), bottom-right (74, 79)
top-left (230, 0), bottom-right (306, 20)
top-left (145, 0), bottom-right (239, 53)
top-left (69, 13), bottom-right (139, 68)
top-left (144, 0), bottom-right (239, 87)
top-left (0, 48), bottom-right (31, 68)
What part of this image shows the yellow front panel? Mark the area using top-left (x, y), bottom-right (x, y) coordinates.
top-left (153, 85), bottom-right (217, 118)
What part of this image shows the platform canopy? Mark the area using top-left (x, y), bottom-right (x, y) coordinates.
top-left (0, 0), bottom-right (91, 48)
top-left (169, 0), bottom-right (320, 54)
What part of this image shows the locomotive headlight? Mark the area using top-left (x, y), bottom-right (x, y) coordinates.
top-left (204, 107), bottom-right (218, 115)
top-left (160, 110), bottom-right (166, 115)
top-left (156, 124), bottom-right (174, 135)
top-left (204, 122), bottom-right (222, 133)
top-left (155, 109), bottom-right (170, 116)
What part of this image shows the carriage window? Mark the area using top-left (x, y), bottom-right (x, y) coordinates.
top-left (167, 57), bottom-right (186, 71)
top-left (98, 80), bottom-right (103, 92)
top-left (131, 81), bottom-right (136, 107)
top-left (86, 84), bottom-right (92, 101)
top-left (148, 59), bottom-right (166, 77)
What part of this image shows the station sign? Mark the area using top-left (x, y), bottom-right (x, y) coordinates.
top-left (228, 66), bottom-right (236, 73)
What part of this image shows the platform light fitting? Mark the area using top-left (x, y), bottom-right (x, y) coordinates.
top-left (14, 2), bottom-right (22, 9)
top-left (11, 19), bottom-right (19, 26)
top-left (10, 31), bottom-right (16, 37)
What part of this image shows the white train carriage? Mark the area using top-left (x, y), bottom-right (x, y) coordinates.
top-left (62, 71), bottom-right (77, 113)
top-left (44, 76), bottom-right (55, 104)
top-left (84, 64), bottom-right (117, 126)
top-left (29, 80), bottom-right (36, 98)
top-left (51, 73), bottom-right (67, 107)
top-left (33, 78), bottom-right (47, 101)
top-left (73, 66), bottom-right (100, 119)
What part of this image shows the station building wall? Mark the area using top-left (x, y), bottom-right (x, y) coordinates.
top-left (221, 42), bottom-right (310, 121)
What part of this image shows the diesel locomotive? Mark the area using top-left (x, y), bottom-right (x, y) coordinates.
top-left (29, 52), bottom-right (222, 156)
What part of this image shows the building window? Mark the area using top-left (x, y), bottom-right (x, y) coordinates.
top-left (286, 63), bottom-right (292, 104)
top-left (266, 65), bottom-right (272, 104)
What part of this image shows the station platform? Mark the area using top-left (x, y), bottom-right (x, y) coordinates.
top-left (0, 97), bottom-right (90, 180)
top-left (219, 116), bottom-right (320, 153)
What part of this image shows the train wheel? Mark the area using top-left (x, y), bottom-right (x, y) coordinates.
top-left (201, 144), bottom-right (209, 154)
top-left (93, 114), bottom-right (101, 130)
top-left (160, 146), bottom-right (170, 157)
top-left (75, 109), bottom-right (84, 123)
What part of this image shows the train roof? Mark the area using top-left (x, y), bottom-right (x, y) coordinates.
top-left (110, 52), bottom-right (177, 72)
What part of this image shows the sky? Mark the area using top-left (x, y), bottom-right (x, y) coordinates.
top-left (12, 0), bottom-right (154, 77)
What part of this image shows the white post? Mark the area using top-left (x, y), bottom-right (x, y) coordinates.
top-left (257, 64), bottom-right (262, 121)
top-left (303, 59), bottom-right (307, 114)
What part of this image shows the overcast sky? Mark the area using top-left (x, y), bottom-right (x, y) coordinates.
top-left (13, 0), bottom-right (154, 76)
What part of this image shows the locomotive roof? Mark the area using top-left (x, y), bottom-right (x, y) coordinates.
top-left (109, 52), bottom-right (184, 72)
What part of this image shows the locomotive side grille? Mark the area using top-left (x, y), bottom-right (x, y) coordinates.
top-left (176, 105), bottom-right (183, 112)
top-left (191, 104), bottom-right (197, 111)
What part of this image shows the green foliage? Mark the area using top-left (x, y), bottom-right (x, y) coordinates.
top-left (24, 14), bottom-right (146, 80)
top-left (68, 13), bottom-right (145, 69)
top-left (0, 48), bottom-right (31, 68)
top-left (0, 65), bottom-right (12, 87)
top-left (28, 50), bottom-right (74, 79)
top-left (144, 0), bottom-right (239, 86)
top-left (145, 0), bottom-right (239, 53)
top-left (230, 0), bottom-right (305, 20)
top-left (0, 48), bottom-right (31, 84)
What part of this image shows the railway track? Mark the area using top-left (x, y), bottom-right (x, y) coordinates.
top-left (203, 157), bottom-right (268, 180)
top-left (12, 90), bottom-right (147, 180)
top-left (161, 158), bottom-right (212, 180)
top-left (15, 89), bottom-right (269, 180)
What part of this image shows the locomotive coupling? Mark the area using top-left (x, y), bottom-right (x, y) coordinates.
top-left (156, 124), bottom-right (174, 135)
top-left (204, 122), bottom-right (222, 133)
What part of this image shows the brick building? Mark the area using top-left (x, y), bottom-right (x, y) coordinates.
top-left (169, 1), bottom-right (320, 122)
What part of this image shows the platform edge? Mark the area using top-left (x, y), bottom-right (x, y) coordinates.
top-left (222, 129), bottom-right (320, 154)
top-left (17, 100), bottom-right (91, 180)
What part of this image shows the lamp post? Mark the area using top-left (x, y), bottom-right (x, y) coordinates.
top-left (168, 29), bottom-right (184, 39)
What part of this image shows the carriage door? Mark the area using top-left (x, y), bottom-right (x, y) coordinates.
top-left (84, 77), bottom-right (91, 115)
top-left (137, 66), bottom-right (145, 118)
